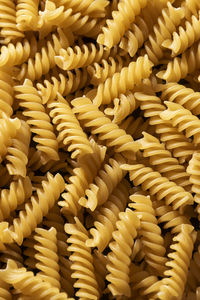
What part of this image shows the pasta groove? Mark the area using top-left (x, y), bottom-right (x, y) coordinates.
top-left (0, 68), bottom-right (14, 117)
top-left (106, 208), bottom-right (140, 297)
top-left (187, 152), bottom-right (200, 204)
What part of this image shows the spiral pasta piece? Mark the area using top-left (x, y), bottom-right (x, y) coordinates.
top-left (0, 176), bottom-right (32, 222)
top-left (86, 180), bottom-right (129, 251)
top-left (34, 227), bottom-right (60, 289)
top-left (65, 217), bottom-right (99, 300)
top-left (55, 43), bottom-right (110, 71)
top-left (49, 93), bottom-right (93, 159)
top-left (59, 139), bottom-right (106, 216)
top-left (72, 97), bottom-right (140, 158)
top-left (160, 101), bottom-right (200, 145)
top-left (0, 260), bottom-right (70, 299)
top-left (106, 208), bottom-right (140, 297)
top-left (139, 132), bottom-right (191, 191)
top-left (89, 54), bottom-right (153, 106)
top-left (15, 79), bottom-right (59, 163)
top-left (157, 224), bottom-right (195, 300)
top-left (187, 152), bottom-right (200, 204)
top-left (0, 0), bottom-right (24, 44)
top-left (1, 173), bottom-right (65, 246)
top-left (157, 40), bottom-right (200, 82)
top-left (5, 120), bottom-right (30, 177)
top-left (122, 163), bottom-right (193, 211)
top-left (97, 0), bottom-right (147, 48)
top-left (0, 67), bottom-right (14, 117)
top-left (16, 0), bottom-right (39, 31)
top-left (71, 17), bottom-right (105, 38)
top-left (120, 116), bottom-right (152, 140)
top-left (37, 69), bottom-right (89, 104)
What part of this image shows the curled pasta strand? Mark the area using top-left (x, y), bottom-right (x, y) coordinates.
top-left (65, 217), bottom-right (99, 300)
top-left (15, 79), bottom-right (59, 163)
top-left (187, 152), bottom-right (200, 204)
top-left (122, 163), bottom-right (194, 211)
top-left (106, 208), bottom-right (140, 297)
top-left (72, 97), bottom-right (140, 158)
top-left (0, 67), bottom-right (14, 117)
top-left (49, 93), bottom-right (93, 158)
top-left (97, 0), bottom-right (147, 48)
top-left (34, 227), bottom-right (60, 289)
top-left (160, 101), bottom-right (200, 145)
top-left (16, 0), bottom-right (39, 31)
top-left (71, 17), bottom-right (105, 38)
top-left (59, 139), bottom-right (106, 216)
top-left (80, 154), bottom-right (126, 211)
top-left (6, 120), bottom-right (31, 177)
top-left (88, 55), bottom-right (153, 106)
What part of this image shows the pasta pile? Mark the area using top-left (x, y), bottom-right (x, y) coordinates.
top-left (1, 0), bottom-right (200, 299)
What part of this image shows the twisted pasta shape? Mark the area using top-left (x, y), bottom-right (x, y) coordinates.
top-left (65, 217), bottom-right (99, 300)
top-left (15, 79), bottom-right (59, 163)
top-left (0, 176), bottom-right (32, 222)
top-left (161, 82), bottom-right (200, 116)
top-left (71, 17), bottom-right (105, 38)
top-left (97, 0), bottom-right (147, 48)
top-left (144, 2), bottom-right (184, 65)
top-left (163, 14), bottom-right (200, 56)
top-left (80, 154), bottom-right (126, 211)
top-left (187, 152), bottom-right (200, 203)
top-left (139, 132), bottom-right (191, 191)
top-left (55, 43), bottom-right (110, 71)
top-left (34, 227), bottom-right (60, 289)
top-left (6, 120), bottom-right (30, 177)
top-left (2, 173), bottom-right (65, 245)
top-left (16, 0), bottom-right (39, 31)
top-left (122, 163), bottom-right (193, 211)
top-left (59, 139), bottom-right (106, 216)
top-left (106, 208), bottom-right (140, 297)
top-left (104, 90), bottom-right (138, 124)
top-left (37, 69), bottom-right (89, 104)
top-left (135, 91), bottom-right (195, 162)
top-left (0, 67), bottom-right (14, 117)
top-left (129, 194), bottom-right (167, 276)
top-left (183, 0), bottom-right (200, 19)
top-left (72, 97), bottom-right (140, 158)
top-left (49, 93), bottom-right (93, 159)
top-left (0, 0), bottom-right (24, 44)
top-left (23, 235), bottom-right (37, 270)
top-left (160, 101), bottom-right (200, 145)
top-left (89, 54), bottom-right (153, 106)
top-left (0, 114), bottom-right (21, 163)
top-left (157, 224), bottom-right (195, 300)
top-left (120, 116), bottom-right (152, 139)
top-left (0, 260), bottom-right (70, 299)
top-left (157, 40), bottom-right (200, 82)
top-left (86, 180), bottom-right (129, 251)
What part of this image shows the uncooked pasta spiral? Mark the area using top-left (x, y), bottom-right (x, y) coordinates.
top-left (86, 180), bottom-right (129, 251)
top-left (106, 208), bottom-right (140, 297)
top-left (15, 79), bottom-right (59, 163)
top-left (80, 154), bottom-right (126, 211)
top-left (16, 0), bottom-right (39, 31)
top-left (157, 224), bottom-right (195, 300)
top-left (97, 0), bottom-right (147, 48)
top-left (0, 177), bottom-right (32, 222)
top-left (5, 120), bottom-right (30, 177)
top-left (139, 132), bottom-right (191, 191)
top-left (65, 217), bottom-right (99, 300)
top-left (37, 69), bottom-right (89, 104)
top-left (72, 97), bottom-right (140, 158)
top-left (129, 194), bottom-right (167, 276)
top-left (183, 0), bottom-right (200, 19)
top-left (187, 152), bottom-right (200, 204)
top-left (160, 82), bottom-right (200, 116)
top-left (55, 43), bottom-right (110, 71)
top-left (163, 14), bottom-right (200, 56)
top-left (88, 54), bottom-right (153, 106)
top-left (0, 260), bottom-right (70, 299)
top-left (157, 40), bottom-right (200, 82)
top-left (160, 101), bottom-right (200, 145)
top-left (0, 67), bottom-right (14, 117)
top-left (120, 116), bottom-right (152, 139)
top-left (0, 0), bottom-right (24, 44)
top-left (135, 91), bottom-right (195, 163)
top-left (59, 139), bottom-right (106, 216)
top-left (144, 2), bottom-right (184, 65)
top-left (104, 90), bottom-right (138, 124)
top-left (122, 163), bottom-right (193, 211)
top-left (1, 173), bottom-right (65, 246)
top-left (48, 93), bottom-right (93, 159)
top-left (71, 17), bottom-right (105, 38)
top-left (34, 227), bottom-right (60, 289)
top-left (0, 114), bottom-right (21, 163)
